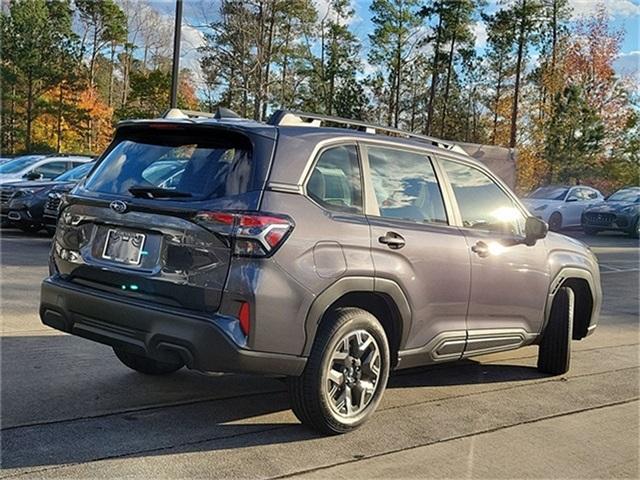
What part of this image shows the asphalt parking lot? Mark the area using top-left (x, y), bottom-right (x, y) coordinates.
top-left (1, 228), bottom-right (638, 479)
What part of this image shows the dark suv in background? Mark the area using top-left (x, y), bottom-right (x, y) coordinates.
top-left (40, 109), bottom-right (602, 434)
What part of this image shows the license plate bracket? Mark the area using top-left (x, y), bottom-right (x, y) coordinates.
top-left (102, 229), bottom-right (146, 265)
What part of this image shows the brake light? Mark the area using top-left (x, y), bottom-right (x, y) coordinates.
top-left (194, 211), bottom-right (294, 257)
top-left (238, 302), bottom-right (250, 336)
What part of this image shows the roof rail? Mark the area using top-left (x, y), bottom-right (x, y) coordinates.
top-left (267, 110), bottom-right (467, 155)
top-left (162, 107), bottom-right (241, 120)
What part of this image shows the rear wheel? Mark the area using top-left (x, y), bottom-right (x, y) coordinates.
top-left (288, 307), bottom-right (390, 434)
top-left (629, 219), bottom-right (640, 239)
top-left (538, 287), bottom-right (574, 375)
top-left (113, 347), bottom-right (183, 375)
top-left (548, 212), bottom-right (563, 232)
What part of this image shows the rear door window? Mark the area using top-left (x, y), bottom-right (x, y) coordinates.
top-left (84, 132), bottom-right (253, 201)
top-left (32, 161), bottom-right (69, 179)
top-left (367, 146), bottom-right (448, 224)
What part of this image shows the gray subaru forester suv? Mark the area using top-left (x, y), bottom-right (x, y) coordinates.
top-left (40, 109), bottom-right (602, 434)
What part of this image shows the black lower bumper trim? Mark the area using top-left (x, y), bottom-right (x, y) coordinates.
top-left (40, 277), bottom-right (306, 376)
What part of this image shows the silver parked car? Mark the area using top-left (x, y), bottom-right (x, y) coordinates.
top-left (40, 109), bottom-right (602, 434)
top-left (523, 185), bottom-right (604, 231)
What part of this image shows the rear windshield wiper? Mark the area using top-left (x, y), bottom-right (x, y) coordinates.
top-left (128, 186), bottom-right (192, 199)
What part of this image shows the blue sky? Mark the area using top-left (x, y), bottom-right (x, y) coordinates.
top-left (145, 0), bottom-right (640, 88)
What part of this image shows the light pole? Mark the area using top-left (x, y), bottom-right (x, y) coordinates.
top-left (170, 0), bottom-right (183, 108)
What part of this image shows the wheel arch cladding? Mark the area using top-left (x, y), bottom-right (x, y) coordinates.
top-left (562, 278), bottom-right (593, 340)
top-left (302, 277), bottom-right (410, 368)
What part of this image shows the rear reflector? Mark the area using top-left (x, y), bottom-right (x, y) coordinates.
top-left (238, 302), bottom-right (250, 336)
top-left (194, 211), bottom-right (294, 257)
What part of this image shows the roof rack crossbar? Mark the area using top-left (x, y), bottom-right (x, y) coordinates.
top-left (267, 110), bottom-right (466, 154)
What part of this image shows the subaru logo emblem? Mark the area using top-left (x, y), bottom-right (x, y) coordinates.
top-left (110, 200), bottom-right (127, 214)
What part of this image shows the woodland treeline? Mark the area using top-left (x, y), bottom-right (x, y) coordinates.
top-left (1, 0), bottom-right (637, 192)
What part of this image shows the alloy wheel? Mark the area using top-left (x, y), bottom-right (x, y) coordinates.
top-left (325, 329), bottom-right (381, 418)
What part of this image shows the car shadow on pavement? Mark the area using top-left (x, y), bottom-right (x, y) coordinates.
top-left (1, 334), bottom-right (550, 471)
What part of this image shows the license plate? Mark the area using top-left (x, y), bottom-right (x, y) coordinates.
top-left (102, 229), bottom-right (146, 265)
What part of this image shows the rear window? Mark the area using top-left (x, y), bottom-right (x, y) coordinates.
top-left (84, 131), bottom-right (253, 201)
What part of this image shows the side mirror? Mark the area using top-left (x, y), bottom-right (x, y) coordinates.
top-left (24, 171), bottom-right (43, 181)
top-left (524, 216), bottom-right (548, 245)
top-left (566, 197), bottom-right (578, 202)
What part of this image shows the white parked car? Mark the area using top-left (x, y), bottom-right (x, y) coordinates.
top-left (523, 185), bottom-right (604, 231)
top-left (0, 155), bottom-right (93, 186)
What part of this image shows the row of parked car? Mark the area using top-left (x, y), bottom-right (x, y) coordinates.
top-left (523, 184), bottom-right (640, 238)
top-left (0, 153), bottom-right (187, 234)
top-left (0, 153), bottom-right (638, 238)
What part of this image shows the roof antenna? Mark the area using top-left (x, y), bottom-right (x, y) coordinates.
top-left (214, 107), bottom-right (241, 119)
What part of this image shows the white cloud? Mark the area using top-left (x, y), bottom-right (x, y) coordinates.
top-left (614, 50), bottom-right (640, 81)
top-left (569, 0), bottom-right (640, 17)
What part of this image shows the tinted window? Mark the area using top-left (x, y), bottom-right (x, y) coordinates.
top-left (307, 145), bottom-right (363, 213)
top-left (33, 161), bottom-right (68, 179)
top-left (528, 186), bottom-right (568, 200)
top-left (55, 162), bottom-right (94, 181)
top-left (608, 188), bottom-right (640, 202)
top-left (367, 147), bottom-right (447, 224)
top-left (441, 160), bottom-right (525, 236)
top-left (84, 133), bottom-right (252, 201)
top-left (0, 156), bottom-right (42, 174)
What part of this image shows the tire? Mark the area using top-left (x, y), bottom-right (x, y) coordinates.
top-left (113, 347), bottom-right (183, 375)
top-left (583, 227), bottom-right (599, 236)
top-left (548, 212), bottom-right (563, 232)
top-left (538, 287), bottom-right (574, 375)
top-left (629, 219), bottom-right (640, 239)
top-left (288, 307), bottom-right (390, 434)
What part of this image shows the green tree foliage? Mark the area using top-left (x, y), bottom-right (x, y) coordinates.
top-left (545, 85), bottom-right (605, 182)
top-left (1, 0), bottom-right (76, 151)
top-left (368, 0), bottom-right (423, 127)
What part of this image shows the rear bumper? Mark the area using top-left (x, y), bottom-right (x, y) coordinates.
top-left (40, 277), bottom-right (306, 376)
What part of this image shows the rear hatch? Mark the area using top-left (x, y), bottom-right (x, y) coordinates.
top-left (52, 122), bottom-right (276, 313)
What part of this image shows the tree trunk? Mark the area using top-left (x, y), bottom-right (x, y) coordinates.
top-left (393, 2), bottom-right (403, 128)
top-left (440, 1), bottom-right (461, 137)
top-left (108, 42), bottom-right (116, 107)
top-left (261, 2), bottom-right (276, 121)
top-left (439, 34), bottom-right (457, 137)
top-left (57, 82), bottom-right (64, 153)
top-left (25, 72), bottom-right (34, 152)
top-left (89, 26), bottom-right (98, 88)
top-left (492, 64), bottom-right (503, 144)
top-left (510, 0), bottom-right (527, 148)
top-left (426, 13), bottom-right (443, 135)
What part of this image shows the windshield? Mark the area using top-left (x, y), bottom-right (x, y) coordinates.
top-left (0, 155), bottom-right (43, 174)
top-left (607, 189), bottom-right (640, 203)
top-left (83, 133), bottom-right (253, 201)
top-left (528, 186), bottom-right (568, 200)
top-left (54, 162), bottom-right (94, 182)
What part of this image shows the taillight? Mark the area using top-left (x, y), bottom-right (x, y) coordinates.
top-left (194, 211), bottom-right (294, 257)
top-left (238, 302), bottom-right (250, 336)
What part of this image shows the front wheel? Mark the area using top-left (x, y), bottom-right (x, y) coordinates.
top-left (548, 212), bottom-right (563, 232)
top-left (113, 347), bottom-right (183, 375)
top-left (538, 287), bottom-right (574, 375)
top-left (288, 307), bottom-right (390, 434)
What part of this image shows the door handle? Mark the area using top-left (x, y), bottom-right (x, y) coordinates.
top-left (378, 232), bottom-right (405, 250)
top-left (471, 240), bottom-right (490, 258)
